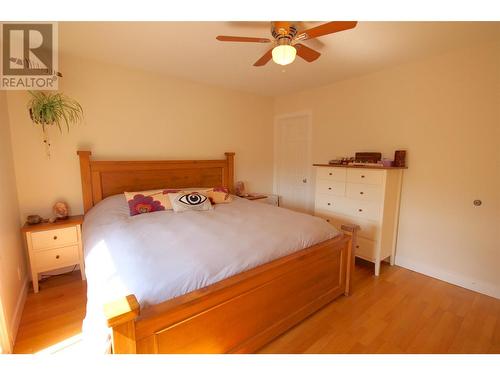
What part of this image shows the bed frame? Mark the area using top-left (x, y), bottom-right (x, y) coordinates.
top-left (77, 150), bottom-right (358, 354)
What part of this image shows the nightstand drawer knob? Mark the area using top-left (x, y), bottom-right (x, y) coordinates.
top-left (55, 255), bottom-right (60, 259)
top-left (356, 245), bottom-right (359, 249)
top-left (361, 175), bottom-right (365, 178)
top-left (329, 172), bottom-right (332, 176)
top-left (358, 209), bottom-right (363, 212)
top-left (328, 187), bottom-right (332, 190)
top-left (360, 192), bottom-right (364, 195)
top-left (53, 235), bottom-right (58, 240)
top-left (327, 203), bottom-right (331, 206)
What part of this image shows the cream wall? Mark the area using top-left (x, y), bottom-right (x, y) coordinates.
top-left (274, 42), bottom-right (500, 298)
top-left (0, 91), bottom-right (27, 352)
top-left (6, 54), bottom-right (274, 219)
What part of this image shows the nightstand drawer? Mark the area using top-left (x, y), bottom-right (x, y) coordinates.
top-left (33, 245), bottom-right (80, 272)
top-left (31, 227), bottom-right (78, 250)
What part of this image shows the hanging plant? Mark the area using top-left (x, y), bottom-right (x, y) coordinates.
top-left (27, 91), bottom-right (83, 158)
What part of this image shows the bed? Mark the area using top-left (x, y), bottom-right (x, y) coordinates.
top-left (77, 150), bottom-right (358, 354)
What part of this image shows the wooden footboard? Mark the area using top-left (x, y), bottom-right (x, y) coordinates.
top-left (104, 226), bottom-right (358, 354)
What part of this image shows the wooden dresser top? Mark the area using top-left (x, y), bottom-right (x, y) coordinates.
top-left (313, 164), bottom-right (407, 170)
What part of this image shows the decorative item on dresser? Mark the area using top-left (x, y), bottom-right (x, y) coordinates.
top-left (22, 215), bottom-right (85, 293)
top-left (313, 163), bottom-right (406, 276)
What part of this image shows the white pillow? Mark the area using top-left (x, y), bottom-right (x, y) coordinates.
top-left (167, 191), bottom-right (213, 212)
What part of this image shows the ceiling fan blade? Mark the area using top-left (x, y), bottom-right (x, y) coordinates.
top-left (216, 35), bottom-right (271, 43)
top-left (253, 49), bottom-right (273, 67)
top-left (294, 43), bottom-right (321, 62)
top-left (295, 21), bottom-right (357, 41)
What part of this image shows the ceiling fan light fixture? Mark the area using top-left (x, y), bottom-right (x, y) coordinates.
top-left (272, 45), bottom-right (297, 66)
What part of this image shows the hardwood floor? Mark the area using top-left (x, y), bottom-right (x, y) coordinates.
top-left (13, 261), bottom-right (500, 354)
top-left (13, 272), bottom-right (87, 354)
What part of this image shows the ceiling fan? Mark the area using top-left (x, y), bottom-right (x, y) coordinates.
top-left (216, 21), bottom-right (357, 67)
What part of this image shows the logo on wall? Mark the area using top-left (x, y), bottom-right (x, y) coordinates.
top-left (1, 22), bottom-right (59, 90)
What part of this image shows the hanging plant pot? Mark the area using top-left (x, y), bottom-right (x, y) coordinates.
top-left (27, 91), bottom-right (83, 158)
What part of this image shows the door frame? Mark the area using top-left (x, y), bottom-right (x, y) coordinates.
top-left (273, 110), bottom-right (313, 213)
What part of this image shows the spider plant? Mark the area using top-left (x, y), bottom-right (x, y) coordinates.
top-left (27, 91), bottom-right (83, 158)
top-left (28, 91), bottom-right (83, 132)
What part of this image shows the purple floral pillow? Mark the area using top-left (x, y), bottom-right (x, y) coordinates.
top-left (124, 189), bottom-right (180, 216)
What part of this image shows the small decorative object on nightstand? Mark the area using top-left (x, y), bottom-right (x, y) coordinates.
top-left (53, 201), bottom-right (70, 220)
top-left (22, 215), bottom-right (85, 293)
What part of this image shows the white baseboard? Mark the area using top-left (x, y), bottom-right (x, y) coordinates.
top-left (395, 255), bottom-right (500, 300)
top-left (8, 276), bottom-right (28, 349)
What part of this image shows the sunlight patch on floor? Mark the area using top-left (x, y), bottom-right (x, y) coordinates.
top-left (34, 333), bottom-right (84, 355)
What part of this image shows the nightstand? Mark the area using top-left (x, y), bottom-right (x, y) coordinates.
top-left (242, 194), bottom-right (280, 206)
top-left (22, 215), bottom-right (85, 293)
top-left (243, 194), bottom-right (268, 201)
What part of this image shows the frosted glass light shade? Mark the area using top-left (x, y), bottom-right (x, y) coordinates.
top-left (272, 45), bottom-right (297, 66)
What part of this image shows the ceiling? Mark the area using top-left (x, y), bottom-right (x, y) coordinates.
top-left (59, 22), bottom-right (500, 96)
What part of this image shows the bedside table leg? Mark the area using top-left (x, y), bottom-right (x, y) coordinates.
top-left (374, 261), bottom-right (381, 276)
top-left (80, 261), bottom-right (86, 281)
top-left (32, 271), bottom-right (39, 293)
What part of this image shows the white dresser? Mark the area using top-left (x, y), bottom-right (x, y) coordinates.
top-left (313, 165), bottom-right (405, 275)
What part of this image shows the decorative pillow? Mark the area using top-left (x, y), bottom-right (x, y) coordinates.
top-left (125, 189), bottom-right (180, 216)
top-left (167, 191), bottom-right (213, 212)
top-left (204, 186), bottom-right (233, 204)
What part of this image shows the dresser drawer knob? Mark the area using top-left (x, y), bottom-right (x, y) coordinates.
top-left (358, 208), bottom-right (363, 212)
top-left (361, 175), bottom-right (365, 178)
top-left (55, 255), bottom-right (60, 259)
top-left (328, 187), bottom-right (332, 190)
top-left (359, 192), bottom-right (364, 195)
top-left (329, 172), bottom-right (332, 176)
top-left (327, 203), bottom-right (331, 206)
top-left (53, 235), bottom-right (58, 240)
top-left (326, 219), bottom-right (330, 223)
top-left (356, 245), bottom-right (359, 249)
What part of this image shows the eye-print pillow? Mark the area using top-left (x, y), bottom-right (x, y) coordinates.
top-left (124, 189), bottom-right (180, 216)
top-left (204, 186), bottom-right (233, 204)
top-left (167, 191), bottom-right (213, 212)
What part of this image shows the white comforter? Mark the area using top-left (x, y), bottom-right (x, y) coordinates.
top-left (81, 194), bottom-right (339, 351)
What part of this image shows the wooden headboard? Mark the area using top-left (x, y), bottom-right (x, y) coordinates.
top-left (77, 150), bottom-right (235, 213)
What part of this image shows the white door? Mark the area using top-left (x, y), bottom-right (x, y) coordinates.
top-left (274, 112), bottom-right (312, 213)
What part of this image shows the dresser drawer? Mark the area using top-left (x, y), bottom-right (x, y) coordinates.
top-left (347, 169), bottom-right (384, 185)
top-left (315, 167), bottom-right (346, 182)
top-left (354, 237), bottom-right (377, 261)
top-left (33, 245), bottom-right (80, 272)
top-left (315, 180), bottom-right (346, 197)
top-left (347, 200), bottom-right (381, 221)
top-left (314, 194), bottom-right (351, 217)
top-left (346, 183), bottom-right (383, 202)
top-left (317, 213), bottom-right (379, 241)
top-left (31, 227), bottom-right (78, 250)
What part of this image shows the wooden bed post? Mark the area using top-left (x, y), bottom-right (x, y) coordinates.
top-left (77, 150), bottom-right (93, 213)
top-left (341, 224), bottom-right (360, 296)
top-left (104, 295), bottom-right (140, 354)
top-left (225, 152), bottom-right (235, 193)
